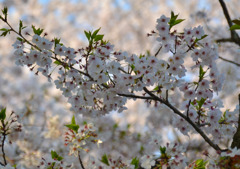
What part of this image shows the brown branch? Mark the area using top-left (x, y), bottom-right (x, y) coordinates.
top-left (1, 122), bottom-right (7, 166)
top-left (143, 87), bottom-right (223, 152)
top-left (78, 151), bottom-right (85, 169)
top-left (231, 94), bottom-right (240, 149)
top-left (216, 38), bottom-right (235, 43)
top-left (117, 93), bottom-right (153, 100)
top-left (155, 46), bottom-right (162, 57)
top-left (218, 0), bottom-right (240, 46)
top-left (219, 56), bottom-right (240, 67)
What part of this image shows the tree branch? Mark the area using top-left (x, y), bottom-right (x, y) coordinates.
top-left (143, 87), bottom-right (223, 152)
top-left (219, 56), bottom-right (240, 67)
top-left (78, 151), bottom-right (85, 169)
top-left (218, 0), bottom-right (240, 46)
top-left (231, 94), bottom-right (240, 149)
top-left (117, 93), bottom-right (154, 100)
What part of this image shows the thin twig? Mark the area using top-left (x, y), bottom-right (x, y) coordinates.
top-left (231, 94), bottom-right (240, 149)
top-left (186, 100), bottom-right (192, 118)
top-left (165, 90), bottom-right (169, 102)
top-left (155, 46), bottom-right (162, 57)
top-left (78, 151), bottom-right (85, 169)
top-left (117, 93), bottom-right (153, 100)
top-left (218, 0), bottom-right (240, 46)
top-left (216, 38), bottom-right (235, 44)
top-left (219, 56), bottom-right (240, 67)
top-left (1, 122), bottom-right (7, 166)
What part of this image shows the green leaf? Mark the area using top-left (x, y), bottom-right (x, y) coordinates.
top-left (100, 154), bottom-right (110, 166)
top-left (17, 37), bottom-right (24, 42)
top-left (230, 24), bottom-right (240, 30)
top-left (84, 30), bottom-right (91, 40)
top-left (199, 65), bottom-right (206, 81)
top-left (153, 86), bottom-right (159, 91)
top-left (194, 159), bottom-right (208, 169)
top-left (0, 107), bottom-right (6, 121)
top-left (65, 115), bottom-right (79, 133)
top-left (65, 124), bottom-right (79, 133)
top-left (160, 146), bottom-right (166, 154)
top-left (53, 60), bottom-right (61, 66)
top-left (92, 27), bottom-right (101, 39)
top-left (170, 11), bottom-right (178, 22)
top-left (54, 38), bottom-right (61, 47)
top-left (137, 133), bottom-right (141, 140)
top-left (71, 115), bottom-right (76, 124)
top-left (1, 7), bottom-right (8, 20)
top-left (18, 20), bottom-right (26, 34)
top-left (0, 31), bottom-right (9, 36)
top-left (195, 34), bottom-right (208, 43)
top-left (168, 11), bottom-right (184, 30)
top-left (139, 54), bottom-right (145, 59)
top-left (53, 60), bottom-right (70, 70)
top-left (232, 19), bottom-right (240, 25)
top-left (196, 98), bottom-right (206, 109)
top-left (171, 19), bottom-right (185, 28)
top-left (131, 157), bottom-right (139, 169)
top-left (32, 25), bottom-right (44, 36)
top-left (2, 7), bottom-right (8, 15)
top-left (130, 64), bottom-right (135, 71)
top-left (0, 28), bottom-right (8, 31)
top-left (0, 28), bottom-right (10, 37)
top-left (139, 145), bottom-right (144, 154)
top-left (51, 150), bottom-right (63, 161)
top-left (119, 131), bottom-right (126, 139)
top-left (94, 34), bottom-right (104, 41)
top-left (113, 123), bottom-right (118, 129)
top-left (201, 34), bottom-right (208, 39)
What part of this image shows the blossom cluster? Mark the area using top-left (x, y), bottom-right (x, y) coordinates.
top-left (64, 121), bottom-right (102, 156)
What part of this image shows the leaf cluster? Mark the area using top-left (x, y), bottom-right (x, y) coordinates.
top-left (230, 19), bottom-right (240, 30)
top-left (65, 115), bottom-right (79, 133)
top-left (168, 11), bottom-right (185, 30)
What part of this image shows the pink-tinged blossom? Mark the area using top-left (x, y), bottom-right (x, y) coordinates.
top-left (207, 109), bottom-right (222, 124)
top-left (184, 89), bottom-right (195, 100)
top-left (12, 39), bottom-right (24, 49)
top-left (198, 79), bottom-right (210, 89)
top-left (156, 22), bottom-right (169, 36)
top-left (32, 34), bottom-right (42, 45)
top-left (157, 15), bottom-right (170, 24)
top-left (186, 108), bottom-right (198, 120)
top-left (221, 125), bottom-right (236, 139)
top-left (149, 135), bottom-right (162, 145)
top-left (173, 53), bottom-right (184, 65)
top-left (38, 37), bottom-right (53, 50)
top-left (107, 61), bottom-right (121, 75)
top-left (184, 28), bottom-right (193, 37)
top-left (126, 54), bottom-right (138, 64)
top-left (140, 155), bottom-right (156, 169)
top-left (192, 26), bottom-right (204, 39)
top-left (157, 60), bottom-right (168, 71)
top-left (54, 44), bottom-right (66, 56)
top-left (65, 47), bottom-right (76, 59)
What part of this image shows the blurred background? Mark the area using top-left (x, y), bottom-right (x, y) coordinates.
top-left (0, 0), bottom-right (239, 168)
